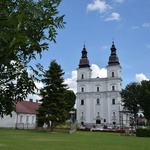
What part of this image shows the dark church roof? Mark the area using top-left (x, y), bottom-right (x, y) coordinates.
top-left (108, 41), bottom-right (120, 65)
top-left (16, 100), bottom-right (40, 114)
top-left (78, 45), bottom-right (90, 68)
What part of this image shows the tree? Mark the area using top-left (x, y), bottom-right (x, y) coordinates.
top-left (38, 60), bottom-right (68, 132)
top-left (64, 90), bottom-right (76, 112)
top-left (120, 82), bottom-right (141, 122)
top-left (0, 0), bottom-right (65, 117)
top-left (139, 80), bottom-right (150, 121)
top-left (64, 90), bottom-right (76, 121)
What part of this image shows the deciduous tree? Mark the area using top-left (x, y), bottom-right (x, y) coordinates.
top-left (0, 0), bottom-right (65, 117)
top-left (120, 82), bottom-right (140, 120)
top-left (139, 80), bottom-right (150, 121)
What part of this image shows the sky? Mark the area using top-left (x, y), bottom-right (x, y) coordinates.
top-left (29, 0), bottom-right (150, 100)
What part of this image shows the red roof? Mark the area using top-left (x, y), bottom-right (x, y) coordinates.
top-left (16, 100), bottom-right (40, 114)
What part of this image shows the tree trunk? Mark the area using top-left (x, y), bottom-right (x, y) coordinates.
top-left (50, 121), bottom-right (54, 132)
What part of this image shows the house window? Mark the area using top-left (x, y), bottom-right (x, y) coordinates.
top-left (97, 98), bottom-right (100, 105)
top-left (81, 99), bottom-right (84, 105)
top-left (112, 86), bottom-right (115, 91)
top-left (20, 115), bottom-right (23, 123)
top-left (97, 87), bottom-right (99, 92)
top-left (32, 116), bottom-right (35, 123)
top-left (112, 72), bottom-right (114, 77)
top-left (26, 116), bottom-right (29, 123)
top-left (81, 74), bottom-right (84, 79)
top-left (112, 99), bottom-right (115, 105)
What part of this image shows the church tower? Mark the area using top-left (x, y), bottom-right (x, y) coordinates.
top-left (77, 45), bottom-right (91, 81)
top-left (76, 42), bottom-right (122, 128)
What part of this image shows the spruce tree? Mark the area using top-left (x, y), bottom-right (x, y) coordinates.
top-left (38, 60), bottom-right (68, 132)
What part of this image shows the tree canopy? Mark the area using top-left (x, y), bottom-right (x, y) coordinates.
top-left (120, 82), bottom-right (140, 118)
top-left (0, 0), bottom-right (65, 117)
top-left (38, 60), bottom-right (69, 131)
top-left (139, 80), bottom-right (150, 121)
top-left (121, 81), bottom-right (150, 122)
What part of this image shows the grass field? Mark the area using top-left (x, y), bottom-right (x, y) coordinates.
top-left (0, 128), bottom-right (149, 150)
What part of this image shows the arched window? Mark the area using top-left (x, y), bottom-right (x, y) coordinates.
top-left (81, 74), bottom-right (84, 79)
top-left (97, 98), bottom-right (100, 105)
top-left (81, 87), bottom-right (84, 92)
top-left (81, 99), bottom-right (84, 105)
top-left (113, 112), bottom-right (116, 117)
top-left (112, 72), bottom-right (114, 77)
top-left (112, 85), bottom-right (115, 91)
top-left (97, 87), bottom-right (99, 91)
top-left (112, 99), bottom-right (115, 105)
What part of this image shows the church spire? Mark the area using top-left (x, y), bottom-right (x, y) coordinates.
top-left (108, 41), bottom-right (120, 65)
top-left (78, 45), bottom-right (90, 68)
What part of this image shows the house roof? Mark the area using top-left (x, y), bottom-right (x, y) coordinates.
top-left (16, 100), bottom-right (40, 114)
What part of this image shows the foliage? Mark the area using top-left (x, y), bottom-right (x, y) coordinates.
top-left (0, 0), bottom-right (65, 117)
top-left (64, 90), bottom-right (76, 112)
top-left (136, 128), bottom-right (150, 137)
top-left (120, 82), bottom-right (141, 117)
top-left (139, 80), bottom-right (150, 121)
top-left (38, 60), bottom-right (68, 132)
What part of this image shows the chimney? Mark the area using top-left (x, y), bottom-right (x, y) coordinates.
top-left (29, 99), bottom-right (33, 102)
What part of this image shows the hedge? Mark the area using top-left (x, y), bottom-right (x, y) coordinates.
top-left (136, 128), bottom-right (150, 137)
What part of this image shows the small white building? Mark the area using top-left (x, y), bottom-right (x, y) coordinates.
top-left (0, 99), bottom-right (40, 129)
top-left (76, 42), bottom-right (123, 128)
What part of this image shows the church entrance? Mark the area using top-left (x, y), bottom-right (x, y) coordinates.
top-left (96, 119), bottom-right (101, 124)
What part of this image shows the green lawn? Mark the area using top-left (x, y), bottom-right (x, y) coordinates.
top-left (0, 129), bottom-right (149, 150)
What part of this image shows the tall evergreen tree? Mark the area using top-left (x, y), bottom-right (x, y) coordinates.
top-left (38, 60), bottom-right (68, 132)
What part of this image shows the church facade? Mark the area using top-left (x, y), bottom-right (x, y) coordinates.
top-left (76, 42), bottom-right (122, 128)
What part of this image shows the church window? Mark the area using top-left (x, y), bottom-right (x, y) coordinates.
top-left (104, 119), bottom-right (106, 122)
top-left (112, 99), bottom-right (115, 105)
top-left (97, 98), bottom-right (100, 105)
top-left (112, 72), bottom-right (114, 77)
top-left (112, 86), bottom-right (115, 91)
top-left (81, 99), bottom-right (84, 105)
top-left (81, 87), bottom-right (84, 92)
top-left (97, 87), bottom-right (99, 91)
top-left (113, 112), bottom-right (116, 117)
top-left (81, 74), bottom-right (84, 79)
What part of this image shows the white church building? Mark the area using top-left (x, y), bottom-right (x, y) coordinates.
top-left (76, 42), bottom-right (123, 128)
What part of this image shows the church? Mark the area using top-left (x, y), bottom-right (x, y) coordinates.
top-left (76, 42), bottom-right (123, 128)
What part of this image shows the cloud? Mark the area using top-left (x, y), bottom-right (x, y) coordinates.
top-left (27, 81), bottom-right (44, 101)
top-left (64, 64), bottom-right (107, 93)
top-left (102, 45), bottom-right (109, 50)
top-left (91, 64), bottom-right (107, 78)
top-left (64, 71), bottom-right (77, 93)
top-left (135, 73), bottom-right (149, 82)
top-left (105, 12), bottom-right (120, 21)
top-left (131, 26), bottom-right (139, 29)
top-left (143, 23), bottom-right (150, 27)
top-left (114, 0), bottom-right (124, 3)
top-left (87, 0), bottom-right (112, 13)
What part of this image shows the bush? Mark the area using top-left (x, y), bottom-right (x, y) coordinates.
top-left (136, 128), bottom-right (150, 137)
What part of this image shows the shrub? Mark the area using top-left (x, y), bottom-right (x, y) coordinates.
top-left (136, 128), bottom-right (150, 137)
